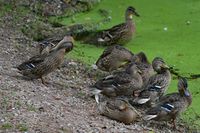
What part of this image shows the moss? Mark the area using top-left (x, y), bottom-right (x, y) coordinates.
top-left (16, 124), bottom-right (28, 132)
top-left (1, 123), bottom-right (12, 130)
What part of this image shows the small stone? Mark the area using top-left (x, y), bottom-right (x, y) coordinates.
top-left (163, 27), bottom-right (168, 31)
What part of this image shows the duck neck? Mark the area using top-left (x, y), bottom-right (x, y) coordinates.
top-left (125, 16), bottom-right (133, 23)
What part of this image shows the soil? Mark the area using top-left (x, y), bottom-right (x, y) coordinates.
top-left (0, 8), bottom-right (192, 133)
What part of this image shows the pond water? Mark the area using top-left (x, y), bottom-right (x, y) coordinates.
top-left (54, 0), bottom-right (200, 127)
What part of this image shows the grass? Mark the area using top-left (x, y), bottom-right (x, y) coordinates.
top-left (55, 0), bottom-right (200, 127)
top-left (1, 123), bottom-right (12, 130)
top-left (16, 123), bottom-right (28, 132)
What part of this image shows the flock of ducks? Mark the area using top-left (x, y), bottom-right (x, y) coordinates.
top-left (16, 6), bottom-right (192, 130)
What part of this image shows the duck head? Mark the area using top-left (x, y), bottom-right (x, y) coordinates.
top-left (126, 6), bottom-right (140, 21)
top-left (152, 57), bottom-right (169, 73)
top-left (126, 63), bottom-right (142, 75)
top-left (56, 36), bottom-right (74, 52)
top-left (132, 52), bottom-right (148, 64)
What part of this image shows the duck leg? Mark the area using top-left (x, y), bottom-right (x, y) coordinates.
top-left (172, 118), bottom-right (176, 129)
top-left (40, 77), bottom-right (46, 85)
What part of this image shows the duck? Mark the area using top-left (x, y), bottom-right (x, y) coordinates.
top-left (91, 63), bottom-right (143, 103)
top-left (17, 36), bottom-right (74, 84)
top-left (98, 97), bottom-right (140, 124)
top-left (143, 78), bottom-right (192, 129)
top-left (83, 6), bottom-right (140, 46)
top-left (131, 57), bottom-right (171, 106)
top-left (96, 45), bottom-right (134, 72)
top-left (132, 52), bottom-right (154, 84)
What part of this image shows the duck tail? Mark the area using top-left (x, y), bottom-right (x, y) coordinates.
top-left (89, 86), bottom-right (102, 104)
top-left (136, 98), bottom-right (150, 104)
top-left (143, 115), bottom-right (157, 120)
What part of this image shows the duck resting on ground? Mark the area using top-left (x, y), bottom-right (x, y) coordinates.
top-left (98, 97), bottom-right (141, 124)
top-left (83, 6), bottom-right (140, 46)
top-left (143, 78), bottom-right (192, 129)
top-left (17, 36), bottom-right (74, 84)
top-left (91, 63), bottom-right (143, 103)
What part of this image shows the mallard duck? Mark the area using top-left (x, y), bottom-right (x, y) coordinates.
top-left (132, 52), bottom-right (154, 84)
top-left (143, 78), bottom-right (192, 129)
top-left (132, 57), bottom-right (171, 105)
top-left (17, 36), bottom-right (74, 84)
top-left (98, 97), bottom-right (140, 124)
top-left (91, 63), bottom-right (143, 103)
top-left (96, 45), bottom-right (134, 72)
top-left (83, 6), bottom-right (139, 46)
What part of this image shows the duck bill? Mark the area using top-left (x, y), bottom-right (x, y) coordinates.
top-left (138, 69), bottom-right (142, 74)
top-left (184, 89), bottom-right (190, 97)
top-left (161, 64), bottom-right (170, 69)
top-left (134, 11), bottom-right (140, 17)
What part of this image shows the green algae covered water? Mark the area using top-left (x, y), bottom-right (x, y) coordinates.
top-left (54, 0), bottom-right (200, 127)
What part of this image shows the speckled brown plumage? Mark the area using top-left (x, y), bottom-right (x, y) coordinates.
top-left (17, 36), bottom-right (74, 84)
top-left (144, 78), bottom-right (192, 129)
top-left (83, 6), bottom-right (139, 46)
top-left (98, 97), bottom-right (140, 124)
top-left (96, 45), bottom-right (134, 72)
top-left (91, 63), bottom-right (143, 103)
top-left (132, 57), bottom-right (171, 105)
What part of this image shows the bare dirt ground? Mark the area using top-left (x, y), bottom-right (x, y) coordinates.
top-left (0, 15), bottom-right (191, 133)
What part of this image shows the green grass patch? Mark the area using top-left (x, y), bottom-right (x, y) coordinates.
top-left (1, 123), bottom-right (12, 130)
top-left (16, 123), bottom-right (28, 132)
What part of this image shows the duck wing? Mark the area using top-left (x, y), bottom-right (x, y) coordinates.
top-left (17, 54), bottom-right (47, 71)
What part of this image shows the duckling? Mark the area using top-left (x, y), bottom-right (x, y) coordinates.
top-left (98, 97), bottom-right (140, 124)
top-left (132, 57), bottom-right (171, 105)
top-left (143, 78), bottom-right (192, 129)
top-left (91, 63), bottom-right (143, 103)
top-left (96, 45), bottom-right (134, 72)
top-left (132, 52), bottom-right (154, 84)
top-left (83, 6), bottom-right (140, 46)
top-left (17, 36), bottom-right (74, 84)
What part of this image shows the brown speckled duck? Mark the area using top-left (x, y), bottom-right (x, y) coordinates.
top-left (132, 57), bottom-right (171, 106)
top-left (17, 36), bottom-right (74, 84)
top-left (144, 78), bottom-right (192, 129)
top-left (98, 97), bottom-right (140, 124)
top-left (91, 63), bottom-right (143, 103)
top-left (83, 6), bottom-right (139, 46)
top-left (96, 45), bottom-right (134, 72)
top-left (132, 52), bottom-right (154, 84)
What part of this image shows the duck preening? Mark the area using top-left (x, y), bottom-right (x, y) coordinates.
top-left (17, 36), bottom-right (74, 84)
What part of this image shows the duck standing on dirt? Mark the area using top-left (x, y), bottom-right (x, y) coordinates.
top-left (83, 6), bottom-right (140, 46)
top-left (131, 57), bottom-right (171, 106)
top-left (98, 97), bottom-right (141, 124)
top-left (91, 63), bottom-right (143, 103)
top-left (17, 36), bottom-right (74, 84)
top-left (143, 78), bottom-right (192, 129)
top-left (96, 45), bottom-right (134, 73)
